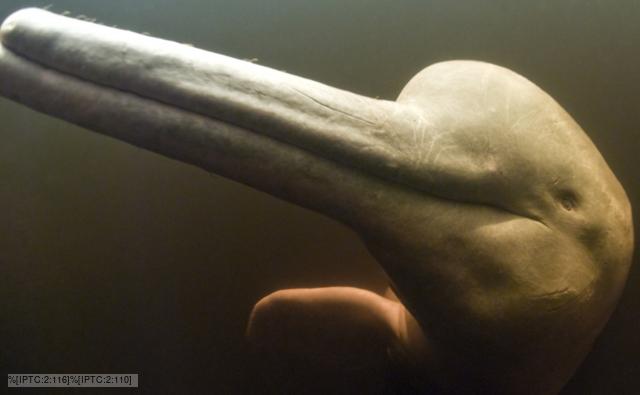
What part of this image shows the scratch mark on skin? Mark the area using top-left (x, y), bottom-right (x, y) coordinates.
top-left (504, 88), bottom-right (513, 125)
top-left (510, 107), bottom-right (542, 134)
top-left (431, 141), bottom-right (453, 168)
top-left (290, 87), bottom-right (378, 126)
top-left (411, 113), bottom-right (430, 165)
top-left (419, 119), bottom-right (428, 163)
top-left (530, 287), bottom-right (575, 312)
top-left (479, 67), bottom-right (494, 110)
top-left (411, 116), bottom-right (419, 148)
top-left (422, 135), bottom-right (438, 167)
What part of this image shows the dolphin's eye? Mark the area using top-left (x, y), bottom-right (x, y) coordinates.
top-left (557, 190), bottom-right (578, 211)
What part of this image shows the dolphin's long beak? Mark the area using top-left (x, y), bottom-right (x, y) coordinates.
top-left (0, 8), bottom-right (424, 228)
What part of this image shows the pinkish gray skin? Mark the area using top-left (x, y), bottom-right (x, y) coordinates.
top-left (0, 8), bottom-right (633, 394)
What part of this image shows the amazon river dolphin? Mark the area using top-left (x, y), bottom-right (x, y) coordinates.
top-left (0, 8), bottom-right (633, 394)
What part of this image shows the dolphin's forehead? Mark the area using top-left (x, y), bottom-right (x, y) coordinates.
top-left (398, 60), bottom-right (545, 104)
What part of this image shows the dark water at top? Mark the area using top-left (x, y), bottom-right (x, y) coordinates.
top-left (0, 1), bottom-right (638, 393)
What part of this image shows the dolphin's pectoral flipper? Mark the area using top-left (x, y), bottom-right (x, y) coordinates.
top-left (246, 287), bottom-right (431, 393)
top-left (0, 8), bottom-right (633, 395)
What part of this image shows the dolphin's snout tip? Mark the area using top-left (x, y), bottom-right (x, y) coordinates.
top-left (0, 12), bottom-right (17, 44)
top-left (1, 8), bottom-right (29, 44)
top-left (1, 8), bottom-right (47, 44)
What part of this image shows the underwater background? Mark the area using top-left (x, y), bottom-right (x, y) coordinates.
top-left (0, 1), bottom-right (638, 393)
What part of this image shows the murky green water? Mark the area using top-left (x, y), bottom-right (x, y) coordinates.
top-left (0, 1), bottom-right (638, 393)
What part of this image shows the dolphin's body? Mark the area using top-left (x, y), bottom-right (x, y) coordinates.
top-left (0, 8), bottom-right (633, 394)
